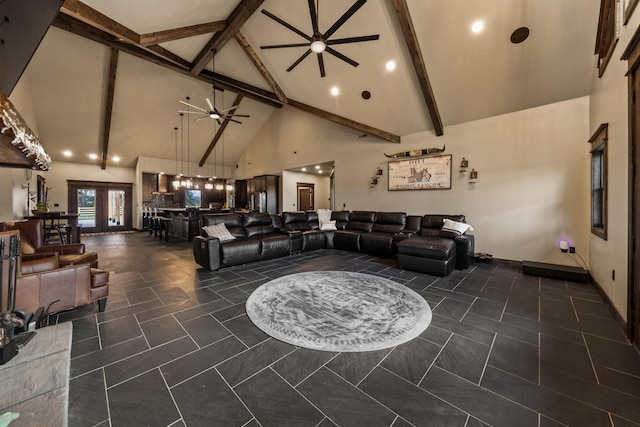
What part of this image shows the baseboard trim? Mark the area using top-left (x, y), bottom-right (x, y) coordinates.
top-left (589, 274), bottom-right (631, 344)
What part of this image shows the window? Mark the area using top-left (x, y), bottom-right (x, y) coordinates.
top-left (595, 0), bottom-right (620, 77)
top-left (589, 123), bottom-right (608, 239)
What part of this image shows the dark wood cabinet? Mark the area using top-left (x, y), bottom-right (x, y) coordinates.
top-left (247, 174), bottom-right (279, 213)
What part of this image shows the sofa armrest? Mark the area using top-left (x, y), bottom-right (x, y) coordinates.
top-left (21, 254), bottom-right (60, 275)
top-left (454, 234), bottom-right (475, 270)
top-left (193, 236), bottom-right (222, 271)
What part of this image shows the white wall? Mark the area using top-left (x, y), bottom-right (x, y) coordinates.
top-left (588, 11), bottom-right (640, 321)
top-left (282, 170), bottom-right (331, 212)
top-left (237, 98), bottom-right (590, 268)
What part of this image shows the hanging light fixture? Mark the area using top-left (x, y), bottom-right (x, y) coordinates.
top-left (172, 122), bottom-right (180, 189)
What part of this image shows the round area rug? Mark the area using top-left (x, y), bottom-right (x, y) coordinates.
top-left (246, 271), bottom-right (432, 352)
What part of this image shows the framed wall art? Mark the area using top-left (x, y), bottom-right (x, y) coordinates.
top-left (388, 154), bottom-right (452, 191)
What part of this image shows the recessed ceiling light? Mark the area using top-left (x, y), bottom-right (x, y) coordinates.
top-left (62, 150), bottom-right (72, 157)
top-left (385, 60), bottom-right (396, 71)
top-left (318, 170), bottom-right (323, 174)
top-left (301, 167), bottom-right (307, 172)
top-left (159, 172), bottom-right (164, 175)
top-left (112, 156), bottom-right (121, 162)
top-left (89, 153), bottom-right (98, 160)
top-left (315, 165), bottom-right (320, 169)
top-left (330, 87), bottom-right (340, 96)
top-left (471, 21), bottom-right (484, 33)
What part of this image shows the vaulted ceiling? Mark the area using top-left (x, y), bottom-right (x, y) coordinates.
top-left (15, 0), bottom-right (599, 170)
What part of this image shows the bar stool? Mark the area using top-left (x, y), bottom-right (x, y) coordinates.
top-left (43, 212), bottom-right (67, 245)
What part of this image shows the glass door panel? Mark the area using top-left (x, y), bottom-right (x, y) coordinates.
top-left (108, 190), bottom-right (125, 227)
top-left (77, 189), bottom-right (96, 228)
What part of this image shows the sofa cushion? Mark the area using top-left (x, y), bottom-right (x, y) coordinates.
top-left (220, 239), bottom-right (261, 267)
top-left (346, 211), bottom-right (375, 232)
top-left (439, 218), bottom-right (474, 239)
top-left (372, 212), bottom-right (406, 234)
top-left (282, 212), bottom-right (311, 231)
top-left (203, 223), bottom-right (236, 242)
top-left (306, 211), bottom-right (320, 229)
top-left (396, 236), bottom-right (456, 260)
top-left (330, 211), bottom-right (350, 230)
top-left (243, 212), bottom-right (276, 237)
top-left (201, 213), bottom-right (246, 238)
top-left (420, 215), bottom-right (465, 234)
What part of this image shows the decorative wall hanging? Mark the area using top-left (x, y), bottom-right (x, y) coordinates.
top-left (384, 145), bottom-right (445, 159)
top-left (0, 92), bottom-right (51, 170)
top-left (388, 154), bottom-right (452, 191)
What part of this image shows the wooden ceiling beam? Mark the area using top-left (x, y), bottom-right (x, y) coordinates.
top-left (101, 48), bottom-right (118, 169)
top-left (190, 0), bottom-right (264, 75)
top-left (140, 20), bottom-right (227, 46)
top-left (199, 95), bottom-right (244, 166)
top-left (60, 0), bottom-right (138, 43)
top-left (391, 0), bottom-right (444, 136)
top-left (287, 99), bottom-right (401, 144)
top-left (59, 0), bottom-right (191, 69)
top-left (53, 14), bottom-right (283, 109)
top-left (234, 31), bottom-right (288, 103)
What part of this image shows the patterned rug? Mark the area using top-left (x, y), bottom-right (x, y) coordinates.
top-left (246, 271), bottom-right (432, 352)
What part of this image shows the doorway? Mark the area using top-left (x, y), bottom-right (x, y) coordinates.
top-left (297, 183), bottom-right (315, 212)
top-left (625, 38), bottom-right (640, 346)
top-left (68, 180), bottom-right (132, 233)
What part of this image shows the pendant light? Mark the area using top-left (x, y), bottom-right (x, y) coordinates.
top-left (172, 121), bottom-right (180, 189)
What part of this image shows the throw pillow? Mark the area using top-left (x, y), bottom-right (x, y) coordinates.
top-left (320, 220), bottom-right (337, 231)
top-left (440, 218), bottom-right (473, 239)
top-left (317, 209), bottom-right (332, 225)
top-left (202, 223), bottom-right (236, 242)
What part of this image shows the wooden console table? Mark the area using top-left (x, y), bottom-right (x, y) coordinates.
top-left (0, 323), bottom-right (72, 426)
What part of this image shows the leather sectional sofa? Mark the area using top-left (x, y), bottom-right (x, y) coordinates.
top-left (193, 210), bottom-right (474, 276)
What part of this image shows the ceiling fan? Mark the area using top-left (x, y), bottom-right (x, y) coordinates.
top-left (260, 0), bottom-right (379, 78)
top-left (178, 49), bottom-right (250, 124)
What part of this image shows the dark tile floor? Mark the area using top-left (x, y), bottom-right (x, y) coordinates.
top-left (57, 232), bottom-right (640, 427)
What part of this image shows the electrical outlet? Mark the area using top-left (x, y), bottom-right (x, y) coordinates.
top-left (569, 246), bottom-right (576, 253)
top-left (612, 269), bottom-right (615, 281)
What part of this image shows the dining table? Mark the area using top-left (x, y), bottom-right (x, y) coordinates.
top-left (27, 211), bottom-right (81, 244)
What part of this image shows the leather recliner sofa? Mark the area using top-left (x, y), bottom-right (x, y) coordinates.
top-left (193, 212), bottom-right (290, 271)
top-left (193, 210), bottom-right (474, 277)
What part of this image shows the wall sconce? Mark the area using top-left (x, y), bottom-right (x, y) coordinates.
top-left (460, 157), bottom-right (468, 172)
top-left (469, 169), bottom-right (478, 183)
top-left (370, 167), bottom-right (383, 188)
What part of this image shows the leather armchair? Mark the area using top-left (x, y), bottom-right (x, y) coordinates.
top-left (1, 219), bottom-right (98, 268)
top-left (0, 230), bottom-right (108, 315)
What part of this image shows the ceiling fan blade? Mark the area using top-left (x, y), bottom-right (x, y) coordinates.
top-left (219, 105), bottom-right (239, 113)
top-left (327, 34), bottom-right (379, 45)
top-left (325, 46), bottom-right (359, 67)
top-left (206, 98), bottom-right (214, 111)
top-left (317, 53), bottom-right (326, 78)
top-left (322, 0), bottom-right (366, 40)
top-left (260, 42), bottom-right (310, 49)
top-left (178, 100), bottom-right (208, 113)
top-left (261, 9), bottom-right (311, 41)
top-left (229, 118), bottom-right (243, 124)
top-left (228, 114), bottom-right (250, 118)
top-left (195, 116), bottom-right (211, 121)
top-left (178, 110), bottom-right (208, 115)
top-left (308, 0), bottom-right (319, 35)
top-left (287, 49), bottom-right (312, 72)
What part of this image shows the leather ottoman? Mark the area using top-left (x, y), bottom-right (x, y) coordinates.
top-left (396, 237), bottom-right (456, 276)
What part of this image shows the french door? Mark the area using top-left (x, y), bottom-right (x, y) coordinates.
top-left (68, 180), bottom-right (132, 233)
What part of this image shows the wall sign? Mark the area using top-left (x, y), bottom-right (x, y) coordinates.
top-left (388, 154), bottom-right (452, 191)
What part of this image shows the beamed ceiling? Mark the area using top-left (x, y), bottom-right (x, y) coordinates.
top-left (15, 0), bottom-right (599, 169)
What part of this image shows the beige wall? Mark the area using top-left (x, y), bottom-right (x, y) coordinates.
top-left (588, 10), bottom-right (640, 321)
top-left (237, 97), bottom-right (591, 268)
top-left (282, 170), bottom-right (331, 212)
